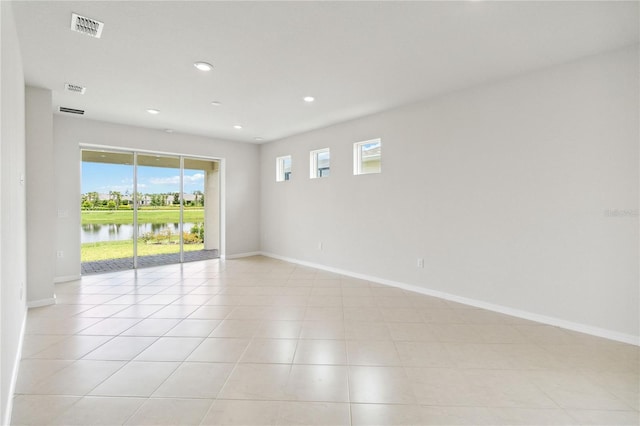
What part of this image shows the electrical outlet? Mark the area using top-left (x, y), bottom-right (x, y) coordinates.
top-left (19, 282), bottom-right (24, 300)
top-left (318, 242), bottom-right (323, 251)
top-left (57, 250), bottom-right (64, 258)
top-left (417, 258), bottom-right (424, 268)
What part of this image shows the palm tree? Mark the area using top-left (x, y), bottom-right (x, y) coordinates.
top-left (87, 191), bottom-right (99, 208)
top-left (193, 190), bottom-right (204, 207)
top-left (109, 191), bottom-right (122, 209)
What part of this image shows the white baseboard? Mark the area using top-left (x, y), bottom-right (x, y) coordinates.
top-left (27, 296), bottom-right (56, 308)
top-left (54, 274), bottom-right (80, 283)
top-left (260, 251), bottom-right (639, 346)
top-left (3, 309), bottom-right (27, 426)
top-left (223, 251), bottom-right (262, 260)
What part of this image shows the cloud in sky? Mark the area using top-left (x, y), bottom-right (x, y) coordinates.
top-left (149, 173), bottom-right (204, 186)
top-left (82, 162), bottom-right (205, 194)
top-left (97, 184), bottom-right (133, 193)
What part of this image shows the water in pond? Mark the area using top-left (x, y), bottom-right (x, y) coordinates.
top-left (81, 223), bottom-right (198, 243)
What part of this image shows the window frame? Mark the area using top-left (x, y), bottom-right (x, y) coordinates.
top-left (353, 138), bottom-right (382, 175)
top-left (275, 155), bottom-right (292, 182)
top-left (309, 148), bottom-right (330, 179)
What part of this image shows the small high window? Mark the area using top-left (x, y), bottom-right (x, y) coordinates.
top-left (276, 155), bottom-right (292, 182)
top-left (310, 148), bottom-right (330, 179)
top-left (354, 139), bottom-right (381, 175)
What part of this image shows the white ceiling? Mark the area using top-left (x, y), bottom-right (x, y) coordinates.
top-left (11, 1), bottom-right (639, 144)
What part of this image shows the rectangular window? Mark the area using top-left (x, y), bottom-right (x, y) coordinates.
top-left (354, 139), bottom-right (381, 175)
top-left (276, 155), bottom-right (292, 182)
top-left (310, 148), bottom-right (330, 179)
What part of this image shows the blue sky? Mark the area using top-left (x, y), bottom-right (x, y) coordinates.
top-left (82, 162), bottom-right (205, 194)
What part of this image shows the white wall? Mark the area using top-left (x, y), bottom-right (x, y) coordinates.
top-left (52, 116), bottom-right (261, 280)
top-left (0, 1), bottom-right (28, 423)
top-left (25, 87), bottom-right (55, 306)
top-left (260, 46), bottom-right (639, 343)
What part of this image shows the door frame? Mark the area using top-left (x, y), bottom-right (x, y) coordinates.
top-left (79, 143), bottom-right (225, 269)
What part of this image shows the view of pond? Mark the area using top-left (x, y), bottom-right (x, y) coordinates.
top-left (81, 222), bottom-right (198, 243)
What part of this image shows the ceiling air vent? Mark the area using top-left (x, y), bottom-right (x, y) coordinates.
top-left (64, 83), bottom-right (86, 94)
top-left (70, 13), bottom-right (104, 38)
top-left (59, 107), bottom-right (85, 115)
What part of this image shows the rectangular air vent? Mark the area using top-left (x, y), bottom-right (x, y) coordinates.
top-left (64, 83), bottom-right (86, 94)
top-left (70, 13), bottom-right (104, 38)
top-left (59, 107), bottom-right (85, 115)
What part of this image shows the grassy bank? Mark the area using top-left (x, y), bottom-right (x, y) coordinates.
top-left (82, 209), bottom-right (204, 225)
top-left (82, 239), bottom-right (205, 262)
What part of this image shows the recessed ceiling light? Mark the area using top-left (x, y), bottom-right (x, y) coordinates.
top-left (194, 62), bottom-right (213, 71)
top-left (164, 129), bottom-right (174, 133)
top-left (210, 101), bottom-right (222, 106)
top-left (146, 109), bottom-right (160, 115)
top-left (233, 124), bottom-right (243, 130)
top-left (254, 137), bottom-right (264, 141)
top-left (303, 96), bottom-right (315, 103)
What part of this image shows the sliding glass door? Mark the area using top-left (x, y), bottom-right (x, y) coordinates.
top-left (184, 157), bottom-right (220, 257)
top-left (136, 154), bottom-right (182, 267)
top-left (80, 148), bottom-right (219, 273)
top-left (81, 151), bottom-right (135, 270)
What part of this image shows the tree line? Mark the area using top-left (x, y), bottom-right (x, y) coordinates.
top-left (81, 191), bottom-right (205, 210)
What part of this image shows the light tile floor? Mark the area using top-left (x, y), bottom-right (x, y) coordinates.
top-left (11, 256), bottom-right (639, 425)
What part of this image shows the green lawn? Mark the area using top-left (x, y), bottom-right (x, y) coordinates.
top-left (82, 239), bottom-right (204, 262)
top-left (81, 209), bottom-right (204, 224)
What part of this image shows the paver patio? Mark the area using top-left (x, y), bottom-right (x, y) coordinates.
top-left (81, 249), bottom-right (219, 274)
